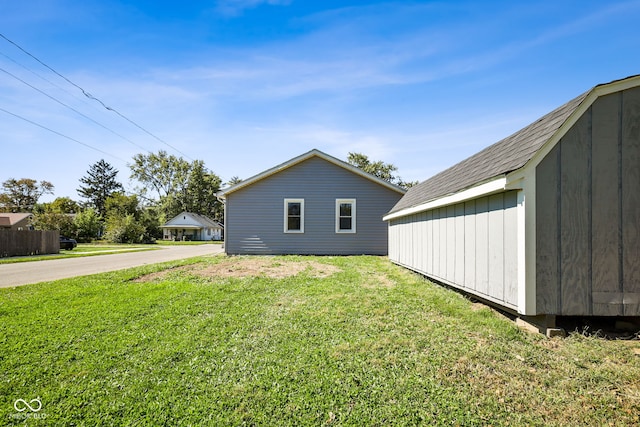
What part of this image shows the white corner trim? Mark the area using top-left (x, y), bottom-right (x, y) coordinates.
top-left (383, 176), bottom-right (508, 221)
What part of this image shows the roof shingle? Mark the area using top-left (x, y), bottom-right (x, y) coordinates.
top-left (388, 88), bottom-right (590, 214)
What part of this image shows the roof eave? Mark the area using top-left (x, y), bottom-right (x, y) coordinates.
top-left (384, 175), bottom-right (508, 221)
top-left (217, 149), bottom-right (406, 198)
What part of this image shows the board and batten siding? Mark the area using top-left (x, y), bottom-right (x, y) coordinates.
top-left (388, 191), bottom-right (520, 310)
top-left (225, 156), bottom-right (402, 255)
top-left (536, 87), bottom-right (640, 316)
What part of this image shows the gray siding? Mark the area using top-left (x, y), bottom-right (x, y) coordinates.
top-left (536, 87), bottom-right (640, 316)
top-left (225, 156), bottom-right (403, 255)
top-left (388, 191), bottom-right (519, 310)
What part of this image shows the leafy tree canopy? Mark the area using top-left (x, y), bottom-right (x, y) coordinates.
top-left (129, 151), bottom-right (190, 200)
top-left (105, 193), bottom-right (140, 219)
top-left (34, 197), bottom-right (80, 214)
top-left (129, 151), bottom-right (222, 220)
top-left (347, 153), bottom-right (418, 189)
top-left (0, 178), bottom-right (54, 212)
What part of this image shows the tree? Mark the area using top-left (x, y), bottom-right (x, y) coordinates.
top-left (74, 208), bottom-right (103, 242)
top-left (104, 214), bottom-right (145, 243)
top-left (32, 212), bottom-right (76, 237)
top-left (0, 178), bottom-right (54, 212)
top-left (184, 160), bottom-right (222, 218)
top-left (129, 151), bottom-right (222, 220)
top-left (77, 159), bottom-right (124, 217)
top-left (347, 152), bottom-right (418, 190)
top-left (226, 176), bottom-right (243, 186)
top-left (104, 193), bottom-right (140, 219)
top-left (139, 206), bottom-right (162, 242)
top-left (31, 197), bottom-right (81, 237)
top-left (103, 193), bottom-right (145, 243)
top-left (47, 197), bottom-right (80, 214)
top-left (129, 151), bottom-right (191, 201)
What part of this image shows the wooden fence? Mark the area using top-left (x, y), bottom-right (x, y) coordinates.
top-left (0, 230), bottom-right (60, 257)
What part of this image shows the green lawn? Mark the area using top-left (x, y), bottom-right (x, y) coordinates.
top-left (1, 256), bottom-right (638, 426)
top-left (0, 243), bottom-right (158, 264)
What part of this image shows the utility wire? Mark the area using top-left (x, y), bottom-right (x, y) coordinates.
top-left (0, 49), bottom-right (109, 119)
top-left (0, 107), bottom-right (127, 163)
top-left (0, 32), bottom-right (193, 160)
top-left (0, 66), bottom-right (151, 153)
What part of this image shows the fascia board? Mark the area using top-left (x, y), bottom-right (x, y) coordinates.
top-left (218, 149), bottom-right (406, 198)
top-left (383, 176), bottom-right (508, 221)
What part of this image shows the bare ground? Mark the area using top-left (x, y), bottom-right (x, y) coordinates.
top-left (134, 257), bottom-right (343, 282)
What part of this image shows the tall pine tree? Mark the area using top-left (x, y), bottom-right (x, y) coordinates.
top-left (77, 159), bottom-right (124, 217)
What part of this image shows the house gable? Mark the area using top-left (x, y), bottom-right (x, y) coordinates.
top-left (162, 212), bottom-right (221, 229)
top-left (218, 149), bottom-right (405, 199)
top-left (0, 213), bottom-right (33, 230)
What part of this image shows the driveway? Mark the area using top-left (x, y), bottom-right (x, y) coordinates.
top-left (0, 244), bottom-right (224, 288)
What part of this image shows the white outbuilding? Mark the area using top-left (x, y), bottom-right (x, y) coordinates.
top-left (385, 75), bottom-right (640, 330)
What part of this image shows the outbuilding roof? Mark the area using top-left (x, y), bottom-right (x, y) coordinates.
top-left (387, 75), bottom-right (640, 216)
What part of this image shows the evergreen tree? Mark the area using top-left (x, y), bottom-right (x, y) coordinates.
top-left (77, 160), bottom-right (124, 217)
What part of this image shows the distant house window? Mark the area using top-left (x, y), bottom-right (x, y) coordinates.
top-left (336, 199), bottom-right (356, 233)
top-left (284, 199), bottom-right (304, 233)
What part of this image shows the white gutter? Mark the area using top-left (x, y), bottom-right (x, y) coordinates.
top-left (383, 176), bottom-right (508, 221)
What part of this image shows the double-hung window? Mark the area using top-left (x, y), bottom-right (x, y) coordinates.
top-left (336, 199), bottom-right (356, 233)
top-left (284, 199), bottom-right (304, 233)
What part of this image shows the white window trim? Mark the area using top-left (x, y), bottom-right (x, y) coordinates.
top-left (284, 198), bottom-right (305, 233)
top-left (335, 199), bottom-right (356, 233)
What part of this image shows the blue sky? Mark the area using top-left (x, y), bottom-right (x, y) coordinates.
top-left (1, 0), bottom-right (639, 203)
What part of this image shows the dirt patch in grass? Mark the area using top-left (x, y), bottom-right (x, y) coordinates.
top-left (358, 269), bottom-right (395, 288)
top-left (134, 257), bottom-right (342, 282)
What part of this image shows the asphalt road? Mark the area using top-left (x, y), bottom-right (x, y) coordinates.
top-left (0, 244), bottom-right (224, 288)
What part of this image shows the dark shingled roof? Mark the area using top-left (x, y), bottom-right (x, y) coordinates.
top-left (388, 88), bottom-right (590, 214)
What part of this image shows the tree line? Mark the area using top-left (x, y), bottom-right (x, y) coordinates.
top-left (0, 151), bottom-right (415, 243)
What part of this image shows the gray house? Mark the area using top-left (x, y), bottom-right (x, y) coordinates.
top-left (384, 75), bottom-right (640, 329)
top-left (218, 149), bottom-right (405, 255)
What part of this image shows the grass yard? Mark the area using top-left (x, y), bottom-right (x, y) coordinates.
top-left (1, 256), bottom-right (639, 425)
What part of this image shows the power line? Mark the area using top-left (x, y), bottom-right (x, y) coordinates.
top-left (0, 66), bottom-right (151, 153)
top-left (0, 107), bottom-right (127, 163)
top-left (0, 32), bottom-right (194, 161)
top-left (0, 49), bottom-right (110, 119)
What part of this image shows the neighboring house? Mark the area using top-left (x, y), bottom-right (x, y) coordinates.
top-left (217, 149), bottom-right (406, 255)
top-left (161, 212), bottom-right (223, 241)
top-left (384, 75), bottom-right (640, 329)
top-left (0, 213), bottom-right (34, 230)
